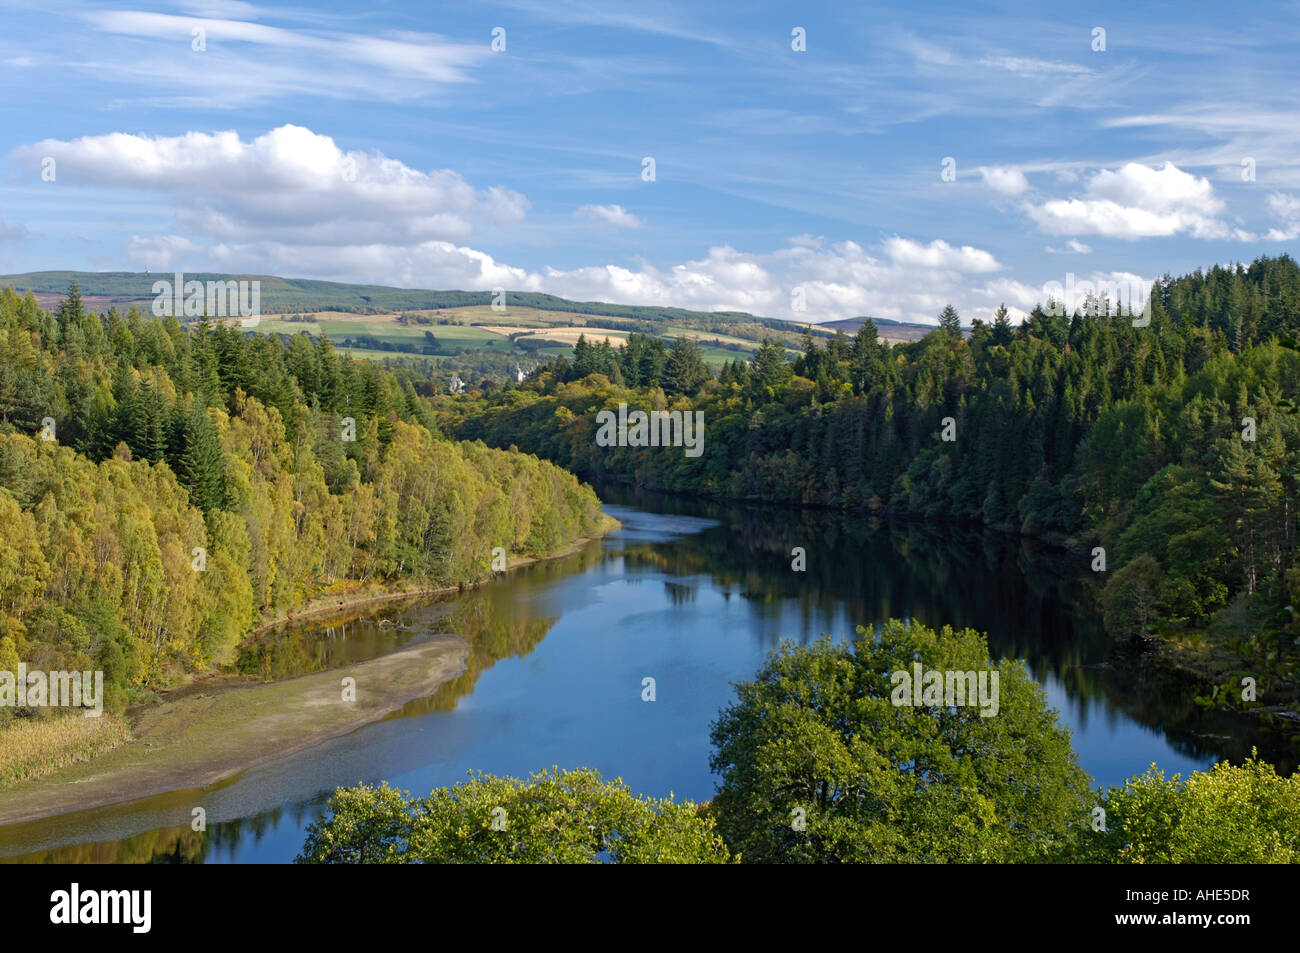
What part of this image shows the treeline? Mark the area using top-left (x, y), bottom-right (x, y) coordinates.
top-left (441, 257), bottom-right (1300, 689)
top-left (0, 283), bottom-right (606, 713)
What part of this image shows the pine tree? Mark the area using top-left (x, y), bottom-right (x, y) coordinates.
top-left (992, 303), bottom-right (1013, 346)
top-left (54, 280), bottom-right (84, 344)
top-left (938, 304), bottom-right (962, 337)
top-left (109, 360), bottom-right (142, 454)
top-left (572, 334), bottom-right (595, 378)
top-left (179, 405), bottom-right (227, 512)
top-left (138, 379), bottom-right (167, 464)
top-left (663, 336), bottom-right (709, 396)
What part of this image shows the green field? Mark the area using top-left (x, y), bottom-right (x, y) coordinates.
top-left (249, 307), bottom-right (773, 367)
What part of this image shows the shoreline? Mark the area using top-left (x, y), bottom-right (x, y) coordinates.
top-left (0, 635), bottom-right (469, 828)
top-left (251, 518), bottom-right (620, 635)
top-left (0, 516), bottom-right (620, 830)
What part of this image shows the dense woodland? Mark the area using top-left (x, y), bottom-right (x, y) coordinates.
top-left (0, 284), bottom-right (605, 713)
top-left (442, 256), bottom-right (1300, 694)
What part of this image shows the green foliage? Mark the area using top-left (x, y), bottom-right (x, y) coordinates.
top-left (1069, 754), bottom-right (1300, 863)
top-left (296, 768), bottom-right (733, 864)
top-left (708, 620), bottom-right (1093, 863)
top-left (445, 256), bottom-right (1300, 684)
top-left (0, 283), bottom-right (606, 702)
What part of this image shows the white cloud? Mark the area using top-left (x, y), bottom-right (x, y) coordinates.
top-left (575, 204), bottom-right (644, 228)
top-left (85, 12), bottom-right (484, 85)
top-left (1264, 192), bottom-right (1300, 241)
top-left (880, 236), bottom-right (1001, 273)
top-left (174, 0), bottom-right (260, 18)
top-left (13, 126), bottom-right (1075, 325)
top-left (120, 232), bottom-right (1024, 325)
top-left (1025, 162), bottom-right (1244, 239)
top-left (981, 166), bottom-right (1029, 196)
top-left (1047, 239), bottom-right (1093, 254)
top-left (977, 56), bottom-right (1092, 77)
top-left (11, 125), bottom-right (529, 246)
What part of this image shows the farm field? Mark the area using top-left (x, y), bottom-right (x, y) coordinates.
top-left (240, 307), bottom-right (776, 367)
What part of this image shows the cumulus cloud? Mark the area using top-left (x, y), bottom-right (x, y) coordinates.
top-left (11, 125), bottom-right (529, 246)
top-left (1025, 162), bottom-right (1245, 239)
top-left (575, 204), bottom-right (644, 228)
top-left (11, 125), bottom-right (1062, 324)
top-left (981, 166), bottom-right (1029, 195)
top-left (120, 232), bottom-right (1024, 324)
top-left (879, 236), bottom-right (1001, 273)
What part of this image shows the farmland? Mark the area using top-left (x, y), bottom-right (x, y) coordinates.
top-left (248, 306), bottom-right (781, 372)
top-left (0, 271), bottom-right (886, 381)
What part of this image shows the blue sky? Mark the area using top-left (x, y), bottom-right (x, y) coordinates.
top-left (1, 0), bottom-right (1298, 324)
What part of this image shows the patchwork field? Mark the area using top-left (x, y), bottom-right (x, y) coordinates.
top-left (238, 306), bottom-right (775, 367)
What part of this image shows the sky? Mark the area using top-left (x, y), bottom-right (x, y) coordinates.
top-left (1, 0), bottom-right (1298, 325)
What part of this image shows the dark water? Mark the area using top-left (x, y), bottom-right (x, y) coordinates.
top-left (1, 489), bottom-right (1291, 863)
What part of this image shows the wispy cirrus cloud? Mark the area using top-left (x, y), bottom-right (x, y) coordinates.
top-left (60, 8), bottom-right (490, 106)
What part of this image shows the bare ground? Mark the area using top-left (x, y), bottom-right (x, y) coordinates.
top-left (0, 635), bottom-right (468, 826)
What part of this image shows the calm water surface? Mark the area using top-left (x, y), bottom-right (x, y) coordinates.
top-left (1, 489), bottom-right (1285, 862)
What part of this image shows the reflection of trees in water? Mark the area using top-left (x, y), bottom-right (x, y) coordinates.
top-left (386, 586), bottom-right (560, 720)
top-left (4, 825), bottom-right (207, 864)
top-left (1100, 656), bottom-right (1300, 776)
top-left (232, 596), bottom-right (456, 681)
top-left (230, 541), bottom-right (609, 684)
top-left (599, 484), bottom-right (1298, 775)
top-left (14, 493), bottom-right (1296, 863)
top-left (663, 581), bottom-right (697, 605)
top-left (3, 803), bottom-right (296, 864)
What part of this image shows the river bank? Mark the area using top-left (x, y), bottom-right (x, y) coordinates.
top-left (0, 516), bottom-right (620, 826)
top-left (0, 634), bottom-right (468, 826)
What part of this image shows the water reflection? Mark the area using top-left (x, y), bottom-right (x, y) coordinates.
top-left (2, 487), bottom-right (1294, 863)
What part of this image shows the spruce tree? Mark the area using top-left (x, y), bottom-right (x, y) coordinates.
top-left (663, 336), bottom-right (709, 396)
top-left (938, 304), bottom-right (962, 337)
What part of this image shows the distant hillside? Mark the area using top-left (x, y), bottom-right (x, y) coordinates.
top-left (0, 270), bottom-right (946, 344)
top-left (819, 315), bottom-right (951, 342)
top-left (0, 270), bottom-right (801, 335)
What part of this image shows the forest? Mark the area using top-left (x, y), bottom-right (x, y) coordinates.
top-left (0, 283), bottom-right (607, 717)
top-left (440, 256), bottom-right (1300, 702)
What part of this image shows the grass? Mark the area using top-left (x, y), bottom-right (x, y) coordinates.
top-left (0, 713), bottom-right (132, 789)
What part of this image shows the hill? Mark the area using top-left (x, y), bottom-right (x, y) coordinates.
top-left (0, 270), bottom-right (942, 345)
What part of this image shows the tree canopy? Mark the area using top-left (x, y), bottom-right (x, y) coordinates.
top-left (296, 768), bottom-right (733, 864)
top-left (708, 620), bottom-right (1093, 862)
